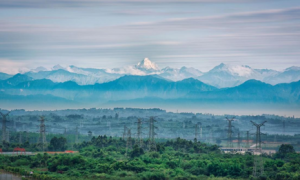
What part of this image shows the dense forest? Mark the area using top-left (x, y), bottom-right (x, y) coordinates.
top-left (1, 136), bottom-right (299, 180)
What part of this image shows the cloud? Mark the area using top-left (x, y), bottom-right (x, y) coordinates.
top-left (0, 59), bottom-right (28, 74)
top-left (0, 6), bottom-right (300, 70)
top-left (0, 0), bottom-right (267, 8)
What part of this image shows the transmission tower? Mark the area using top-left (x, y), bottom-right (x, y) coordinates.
top-left (200, 124), bottom-right (203, 139)
top-left (251, 121), bottom-right (267, 149)
top-left (75, 126), bottom-right (79, 144)
top-left (148, 117), bottom-right (157, 151)
top-left (19, 131), bottom-right (22, 144)
top-left (6, 130), bottom-right (9, 143)
top-left (194, 124), bottom-right (199, 143)
top-left (237, 132), bottom-right (240, 148)
top-left (282, 119), bottom-right (285, 135)
top-left (251, 121), bottom-right (267, 178)
top-left (135, 119), bottom-right (143, 148)
top-left (64, 127), bottom-right (68, 139)
top-left (0, 111), bottom-right (10, 143)
top-left (210, 126), bottom-right (214, 144)
top-left (126, 129), bottom-right (132, 156)
top-left (38, 116), bottom-right (47, 151)
top-left (246, 131), bottom-right (250, 148)
top-left (25, 130), bottom-right (28, 143)
top-left (122, 125), bottom-right (127, 140)
top-left (226, 117), bottom-right (235, 147)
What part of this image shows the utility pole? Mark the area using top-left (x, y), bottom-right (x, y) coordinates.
top-left (148, 117), bottom-right (157, 151)
top-left (38, 116), bottom-right (47, 151)
top-left (0, 111), bottom-right (10, 144)
top-left (126, 129), bottom-right (132, 156)
top-left (226, 117), bottom-right (235, 147)
top-left (135, 119), bottom-right (143, 148)
top-left (251, 121), bottom-right (267, 178)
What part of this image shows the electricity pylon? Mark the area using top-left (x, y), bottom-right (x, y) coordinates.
top-left (237, 132), bottom-right (240, 148)
top-left (64, 127), bottom-right (67, 139)
top-left (0, 111), bottom-right (10, 143)
top-left (200, 124), bottom-right (203, 139)
top-left (251, 121), bottom-right (267, 149)
top-left (251, 120), bottom-right (267, 178)
top-left (253, 155), bottom-right (264, 178)
top-left (122, 125), bottom-right (127, 140)
top-left (209, 126), bottom-right (214, 144)
top-left (19, 131), bottom-right (22, 144)
top-left (246, 131), bottom-right (250, 148)
top-left (148, 117), bottom-right (157, 151)
top-left (135, 118), bottom-right (143, 148)
top-left (6, 130), bottom-right (10, 143)
top-left (194, 124), bottom-right (199, 143)
top-left (282, 119), bottom-right (285, 135)
top-left (75, 126), bottom-right (79, 144)
top-left (25, 131), bottom-right (29, 143)
top-left (226, 117), bottom-right (235, 147)
top-left (126, 129), bottom-right (132, 156)
top-left (38, 116), bottom-right (47, 151)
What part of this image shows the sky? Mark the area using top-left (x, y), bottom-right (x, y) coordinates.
top-left (0, 0), bottom-right (300, 74)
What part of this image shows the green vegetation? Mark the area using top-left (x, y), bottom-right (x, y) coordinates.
top-left (1, 136), bottom-right (300, 180)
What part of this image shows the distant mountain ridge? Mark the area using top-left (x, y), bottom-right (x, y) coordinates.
top-left (0, 58), bottom-right (300, 88)
top-left (0, 74), bottom-right (216, 101)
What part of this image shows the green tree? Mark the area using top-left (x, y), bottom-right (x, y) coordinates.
top-left (48, 137), bottom-right (67, 151)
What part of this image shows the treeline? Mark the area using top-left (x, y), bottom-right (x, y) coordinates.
top-left (0, 136), bottom-right (300, 180)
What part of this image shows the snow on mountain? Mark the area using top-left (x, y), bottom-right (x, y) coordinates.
top-left (135, 58), bottom-right (159, 71)
top-left (31, 66), bottom-right (49, 73)
top-left (52, 64), bottom-right (65, 71)
top-left (107, 66), bottom-right (146, 75)
top-left (3, 58), bottom-right (299, 87)
top-left (159, 66), bottom-right (203, 81)
top-left (208, 63), bottom-right (255, 77)
top-left (264, 66), bottom-right (300, 85)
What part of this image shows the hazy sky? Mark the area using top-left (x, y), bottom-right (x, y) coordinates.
top-left (0, 0), bottom-right (300, 74)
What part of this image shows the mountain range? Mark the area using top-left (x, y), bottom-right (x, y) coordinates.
top-left (0, 72), bottom-right (299, 109)
top-left (1, 58), bottom-right (299, 88)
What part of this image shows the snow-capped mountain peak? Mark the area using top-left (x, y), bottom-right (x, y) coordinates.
top-left (52, 64), bottom-right (65, 71)
top-left (285, 66), bottom-right (300, 71)
top-left (211, 63), bottom-right (253, 77)
top-left (31, 66), bottom-right (49, 73)
top-left (135, 58), bottom-right (159, 71)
